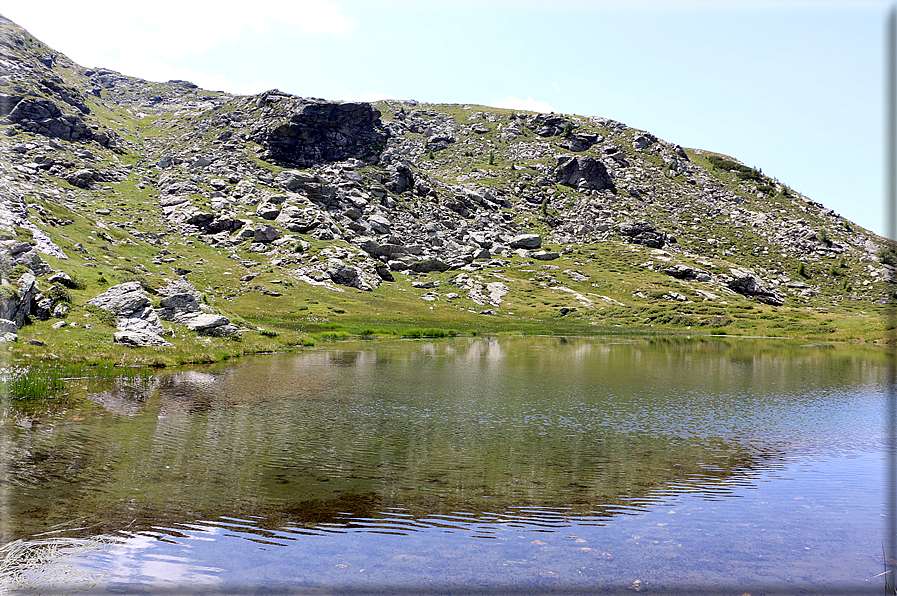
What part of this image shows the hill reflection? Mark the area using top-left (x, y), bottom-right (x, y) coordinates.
top-left (4, 337), bottom-right (887, 543)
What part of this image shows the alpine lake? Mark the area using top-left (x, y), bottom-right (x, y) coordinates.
top-left (1, 335), bottom-right (892, 595)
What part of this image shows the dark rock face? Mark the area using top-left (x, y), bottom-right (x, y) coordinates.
top-left (531, 113), bottom-right (572, 137)
top-left (558, 132), bottom-right (600, 152)
top-left (620, 222), bottom-right (666, 248)
top-left (253, 100), bottom-right (386, 167)
top-left (1, 96), bottom-right (118, 147)
top-left (555, 155), bottom-right (614, 191)
top-left (386, 163), bottom-right (414, 194)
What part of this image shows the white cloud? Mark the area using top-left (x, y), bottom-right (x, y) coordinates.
top-left (4, 1), bottom-right (356, 73)
top-left (491, 96), bottom-right (557, 113)
top-left (341, 91), bottom-right (395, 103)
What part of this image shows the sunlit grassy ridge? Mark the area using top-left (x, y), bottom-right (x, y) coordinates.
top-left (0, 14), bottom-right (894, 369)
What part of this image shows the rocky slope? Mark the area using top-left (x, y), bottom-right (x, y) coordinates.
top-left (0, 15), bottom-right (893, 358)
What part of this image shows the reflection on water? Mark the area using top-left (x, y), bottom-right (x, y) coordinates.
top-left (1, 336), bottom-right (889, 592)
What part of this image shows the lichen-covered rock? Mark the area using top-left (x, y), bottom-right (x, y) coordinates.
top-left (87, 282), bottom-right (165, 340)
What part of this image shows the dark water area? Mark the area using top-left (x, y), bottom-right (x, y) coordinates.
top-left (1, 336), bottom-right (891, 594)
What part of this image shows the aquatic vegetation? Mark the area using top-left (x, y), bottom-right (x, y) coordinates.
top-left (0, 536), bottom-right (114, 593)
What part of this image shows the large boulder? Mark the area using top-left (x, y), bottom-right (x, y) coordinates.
top-left (156, 293), bottom-right (202, 323)
top-left (386, 163), bottom-right (414, 194)
top-left (722, 268), bottom-right (785, 306)
top-left (554, 155), bottom-right (614, 191)
top-left (409, 258), bottom-right (451, 274)
top-left (509, 234), bottom-right (542, 250)
top-left (0, 272), bottom-right (38, 329)
top-left (87, 282), bottom-right (165, 337)
top-left (183, 313), bottom-right (235, 335)
top-left (620, 222), bottom-right (666, 249)
top-left (114, 330), bottom-right (172, 347)
top-left (252, 98), bottom-right (386, 167)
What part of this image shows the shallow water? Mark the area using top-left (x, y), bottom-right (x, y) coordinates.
top-left (2, 336), bottom-right (891, 594)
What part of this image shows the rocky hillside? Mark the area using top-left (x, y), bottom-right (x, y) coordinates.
top-left (0, 15), bottom-right (893, 362)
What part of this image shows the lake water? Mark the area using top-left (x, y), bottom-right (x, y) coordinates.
top-left (2, 336), bottom-right (892, 594)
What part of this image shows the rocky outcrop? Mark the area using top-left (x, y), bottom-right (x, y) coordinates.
top-left (555, 155), bottom-right (614, 191)
top-left (156, 278), bottom-right (240, 337)
top-left (87, 282), bottom-right (169, 346)
top-left (721, 268), bottom-right (785, 306)
top-left (252, 97), bottom-right (386, 167)
top-left (0, 241), bottom-right (53, 277)
top-left (1, 96), bottom-right (119, 147)
top-left (620, 223), bottom-right (667, 249)
top-left (0, 271), bottom-right (38, 333)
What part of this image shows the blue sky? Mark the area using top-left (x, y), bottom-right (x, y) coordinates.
top-left (4, 0), bottom-right (891, 237)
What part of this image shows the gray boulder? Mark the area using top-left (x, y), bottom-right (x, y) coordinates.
top-left (0, 318), bottom-right (18, 342)
top-left (509, 234), bottom-right (542, 250)
top-left (633, 133), bottom-right (657, 150)
top-left (409, 258), bottom-right (451, 273)
top-left (157, 293), bottom-right (202, 323)
top-left (663, 265), bottom-right (709, 280)
top-left (184, 313), bottom-right (231, 334)
top-left (722, 268), bottom-right (785, 306)
top-left (386, 163), bottom-right (414, 194)
top-left (0, 272), bottom-right (38, 328)
top-left (327, 258), bottom-right (365, 290)
top-left (114, 330), bottom-right (172, 347)
top-left (87, 281), bottom-right (165, 337)
top-left (48, 271), bottom-right (78, 288)
top-left (275, 169), bottom-right (318, 191)
top-left (555, 155), bottom-right (614, 191)
top-left (253, 225), bottom-right (281, 243)
top-left (620, 222), bottom-right (666, 249)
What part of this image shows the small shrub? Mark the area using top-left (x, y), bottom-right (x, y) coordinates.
top-left (46, 284), bottom-right (72, 303)
top-left (14, 226), bottom-right (34, 243)
top-left (10, 265), bottom-right (30, 281)
top-left (66, 274), bottom-right (86, 290)
top-left (258, 329), bottom-right (278, 337)
top-left (877, 246), bottom-right (897, 266)
top-left (797, 262), bottom-right (809, 278)
top-left (84, 304), bottom-right (115, 326)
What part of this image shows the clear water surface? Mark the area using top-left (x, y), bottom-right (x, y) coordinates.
top-left (1, 336), bottom-right (891, 594)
